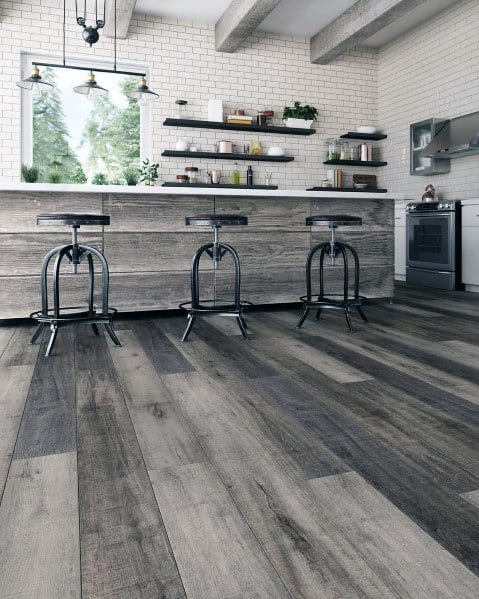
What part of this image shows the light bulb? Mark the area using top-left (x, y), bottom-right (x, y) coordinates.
top-left (139, 93), bottom-right (148, 106)
top-left (86, 87), bottom-right (96, 102)
top-left (31, 82), bottom-right (42, 98)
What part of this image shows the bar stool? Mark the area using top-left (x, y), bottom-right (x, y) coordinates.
top-left (29, 213), bottom-right (121, 356)
top-left (297, 215), bottom-right (368, 332)
top-left (179, 214), bottom-right (252, 341)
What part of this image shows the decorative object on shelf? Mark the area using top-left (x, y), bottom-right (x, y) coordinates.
top-left (123, 167), bottom-right (139, 186)
top-left (189, 146), bottom-right (197, 152)
top-left (17, 0), bottom-right (158, 102)
top-left (422, 183), bottom-right (437, 202)
top-left (340, 141), bottom-right (351, 160)
top-left (175, 138), bottom-right (189, 151)
top-left (353, 174), bottom-right (377, 189)
top-left (185, 166), bottom-right (198, 183)
top-left (139, 159), bottom-right (159, 186)
top-left (207, 169), bottom-right (222, 184)
top-left (356, 126), bottom-right (377, 134)
top-left (231, 164), bottom-right (241, 185)
top-left (218, 140), bottom-right (234, 153)
top-left (257, 111), bottom-right (267, 126)
top-left (250, 141), bottom-right (262, 155)
top-left (233, 107), bottom-right (245, 116)
top-left (326, 139), bottom-right (340, 161)
top-left (265, 172), bottom-right (273, 186)
top-left (321, 178), bottom-right (331, 188)
top-left (264, 110), bottom-right (274, 125)
top-left (163, 118), bottom-right (315, 135)
top-left (243, 144), bottom-right (250, 154)
top-left (246, 165), bottom-right (253, 186)
top-left (125, 77), bottom-right (159, 104)
top-left (174, 99), bottom-right (188, 119)
top-left (21, 164), bottom-right (39, 183)
top-left (176, 174), bottom-right (189, 184)
top-left (208, 99), bottom-right (223, 122)
top-left (227, 114), bottom-right (253, 125)
top-left (283, 101), bottom-right (318, 129)
top-left (267, 146), bottom-right (285, 156)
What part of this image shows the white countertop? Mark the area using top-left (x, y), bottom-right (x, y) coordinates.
top-left (0, 182), bottom-right (394, 199)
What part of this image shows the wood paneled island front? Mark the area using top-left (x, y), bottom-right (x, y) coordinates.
top-left (0, 184), bottom-right (394, 319)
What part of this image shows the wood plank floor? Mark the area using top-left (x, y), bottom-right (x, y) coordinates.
top-left (0, 283), bottom-right (479, 598)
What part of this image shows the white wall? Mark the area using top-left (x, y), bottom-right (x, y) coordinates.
top-left (378, 0), bottom-right (479, 201)
top-left (0, 1), bottom-right (378, 188)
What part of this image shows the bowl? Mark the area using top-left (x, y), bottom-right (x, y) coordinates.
top-left (353, 183), bottom-right (368, 189)
top-left (267, 146), bottom-right (285, 156)
top-left (356, 126), bottom-right (377, 134)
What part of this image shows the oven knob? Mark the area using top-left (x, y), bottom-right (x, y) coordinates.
top-left (438, 203), bottom-right (443, 209)
top-left (444, 203), bottom-right (450, 208)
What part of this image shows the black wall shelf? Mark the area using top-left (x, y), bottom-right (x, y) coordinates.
top-left (323, 159), bottom-right (387, 167)
top-left (162, 150), bottom-right (294, 162)
top-left (340, 132), bottom-right (387, 141)
top-left (163, 118), bottom-right (315, 136)
top-left (307, 187), bottom-right (387, 193)
top-left (162, 182), bottom-right (278, 190)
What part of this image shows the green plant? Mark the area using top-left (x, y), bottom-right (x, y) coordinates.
top-left (123, 166), bottom-right (140, 186)
top-left (47, 171), bottom-right (62, 184)
top-left (282, 101), bottom-right (318, 121)
top-left (139, 158), bottom-right (159, 185)
top-left (21, 164), bottom-right (39, 183)
top-left (91, 173), bottom-right (109, 185)
top-left (70, 166), bottom-right (87, 184)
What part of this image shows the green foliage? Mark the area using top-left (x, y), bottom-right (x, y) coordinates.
top-left (70, 166), bottom-right (87, 184)
top-left (139, 158), bottom-right (159, 185)
top-left (32, 67), bottom-right (82, 182)
top-left (80, 76), bottom-right (140, 180)
top-left (91, 173), bottom-right (109, 185)
top-left (21, 164), bottom-right (39, 183)
top-left (123, 166), bottom-right (139, 185)
top-left (47, 171), bottom-right (62, 183)
top-left (282, 101), bottom-right (318, 121)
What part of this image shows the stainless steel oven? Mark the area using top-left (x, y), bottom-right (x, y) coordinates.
top-left (406, 201), bottom-right (462, 290)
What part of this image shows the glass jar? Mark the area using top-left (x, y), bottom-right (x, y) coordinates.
top-left (326, 139), bottom-right (340, 161)
top-left (185, 166), bottom-right (198, 183)
top-left (340, 141), bottom-right (351, 160)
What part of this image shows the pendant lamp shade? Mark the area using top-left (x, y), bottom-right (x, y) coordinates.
top-left (16, 65), bottom-right (53, 94)
top-left (73, 71), bottom-right (108, 99)
top-left (126, 77), bottom-right (159, 104)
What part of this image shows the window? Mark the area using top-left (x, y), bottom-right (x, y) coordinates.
top-left (21, 53), bottom-right (150, 184)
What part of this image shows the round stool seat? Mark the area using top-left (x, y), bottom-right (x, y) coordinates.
top-left (37, 213), bottom-right (110, 227)
top-left (307, 215), bottom-right (362, 227)
top-left (186, 214), bottom-right (247, 227)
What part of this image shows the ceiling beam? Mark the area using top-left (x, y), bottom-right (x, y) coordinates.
top-left (215, 0), bottom-right (282, 53)
top-left (310, 0), bottom-right (429, 64)
top-left (103, 0), bottom-right (137, 40)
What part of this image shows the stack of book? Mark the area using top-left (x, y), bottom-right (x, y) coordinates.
top-left (226, 114), bottom-right (253, 125)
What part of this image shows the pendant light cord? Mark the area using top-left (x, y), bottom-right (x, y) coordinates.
top-left (114, 0), bottom-right (117, 71)
top-left (63, 0), bottom-right (66, 66)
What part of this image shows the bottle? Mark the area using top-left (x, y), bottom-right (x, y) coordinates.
top-left (231, 163), bottom-right (240, 185)
top-left (246, 165), bottom-right (253, 186)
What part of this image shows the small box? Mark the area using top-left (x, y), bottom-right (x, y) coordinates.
top-left (208, 99), bottom-right (223, 122)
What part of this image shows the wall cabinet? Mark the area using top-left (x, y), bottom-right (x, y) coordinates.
top-left (410, 118), bottom-right (450, 176)
top-left (462, 201), bottom-right (479, 290)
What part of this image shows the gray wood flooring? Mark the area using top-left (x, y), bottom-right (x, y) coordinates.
top-left (0, 283), bottom-right (479, 598)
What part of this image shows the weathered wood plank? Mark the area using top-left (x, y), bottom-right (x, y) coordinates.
top-left (75, 328), bottom-right (186, 599)
top-left (0, 452), bottom-right (81, 599)
top-left (461, 490), bottom-right (479, 510)
top-left (149, 462), bottom-right (291, 598)
top-left (13, 328), bottom-right (76, 460)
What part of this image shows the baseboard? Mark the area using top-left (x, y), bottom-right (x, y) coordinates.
top-left (465, 284), bottom-right (479, 294)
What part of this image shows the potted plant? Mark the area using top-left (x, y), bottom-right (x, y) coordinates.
top-left (21, 164), bottom-right (39, 183)
top-left (92, 173), bottom-right (109, 185)
top-left (282, 101), bottom-right (318, 129)
top-left (123, 166), bottom-right (140, 186)
top-left (139, 158), bottom-right (159, 186)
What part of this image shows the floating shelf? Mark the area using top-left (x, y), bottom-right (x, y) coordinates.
top-left (307, 187), bottom-right (388, 193)
top-left (340, 132), bottom-right (387, 141)
top-left (162, 150), bottom-right (294, 162)
top-left (163, 118), bottom-right (315, 136)
top-left (323, 159), bottom-right (388, 167)
top-left (162, 182), bottom-right (278, 190)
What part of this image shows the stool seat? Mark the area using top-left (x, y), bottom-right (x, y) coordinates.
top-left (37, 213), bottom-right (110, 227)
top-left (186, 214), bottom-right (248, 227)
top-left (307, 215), bottom-right (362, 227)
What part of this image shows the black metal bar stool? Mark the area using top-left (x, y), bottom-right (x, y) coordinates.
top-left (29, 212), bottom-right (121, 356)
top-left (179, 214), bottom-right (252, 341)
top-left (297, 215), bottom-right (368, 332)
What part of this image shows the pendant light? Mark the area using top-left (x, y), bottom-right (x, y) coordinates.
top-left (73, 71), bottom-right (108, 100)
top-left (16, 65), bottom-right (54, 95)
top-left (126, 77), bottom-right (159, 105)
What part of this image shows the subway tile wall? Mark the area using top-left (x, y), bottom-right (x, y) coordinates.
top-left (378, 0), bottom-right (479, 201)
top-left (0, 1), bottom-right (378, 188)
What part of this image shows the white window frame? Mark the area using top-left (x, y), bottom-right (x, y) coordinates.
top-left (21, 51), bottom-right (151, 168)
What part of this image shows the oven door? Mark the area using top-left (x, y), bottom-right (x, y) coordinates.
top-left (406, 211), bottom-right (455, 271)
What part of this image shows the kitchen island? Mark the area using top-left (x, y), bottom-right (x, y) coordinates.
top-left (0, 184), bottom-right (394, 319)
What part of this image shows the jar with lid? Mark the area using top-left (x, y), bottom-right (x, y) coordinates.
top-left (185, 166), bottom-right (198, 183)
top-left (326, 139), bottom-right (340, 161)
top-left (339, 141), bottom-right (351, 160)
top-left (230, 163), bottom-right (240, 185)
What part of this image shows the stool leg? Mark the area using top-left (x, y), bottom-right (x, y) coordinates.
top-left (296, 307), bottom-right (310, 329)
top-left (344, 308), bottom-right (354, 333)
top-left (315, 309), bottom-right (321, 320)
top-left (356, 306), bottom-right (368, 322)
top-left (29, 323), bottom-right (45, 345)
top-left (45, 324), bottom-right (58, 357)
top-left (182, 314), bottom-right (196, 342)
top-left (104, 323), bottom-right (122, 346)
top-left (91, 324), bottom-right (100, 336)
top-left (236, 316), bottom-right (249, 340)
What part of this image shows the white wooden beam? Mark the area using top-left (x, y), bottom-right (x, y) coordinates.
top-left (215, 0), bottom-right (282, 53)
top-left (104, 0), bottom-right (137, 40)
top-left (310, 0), bottom-right (429, 64)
